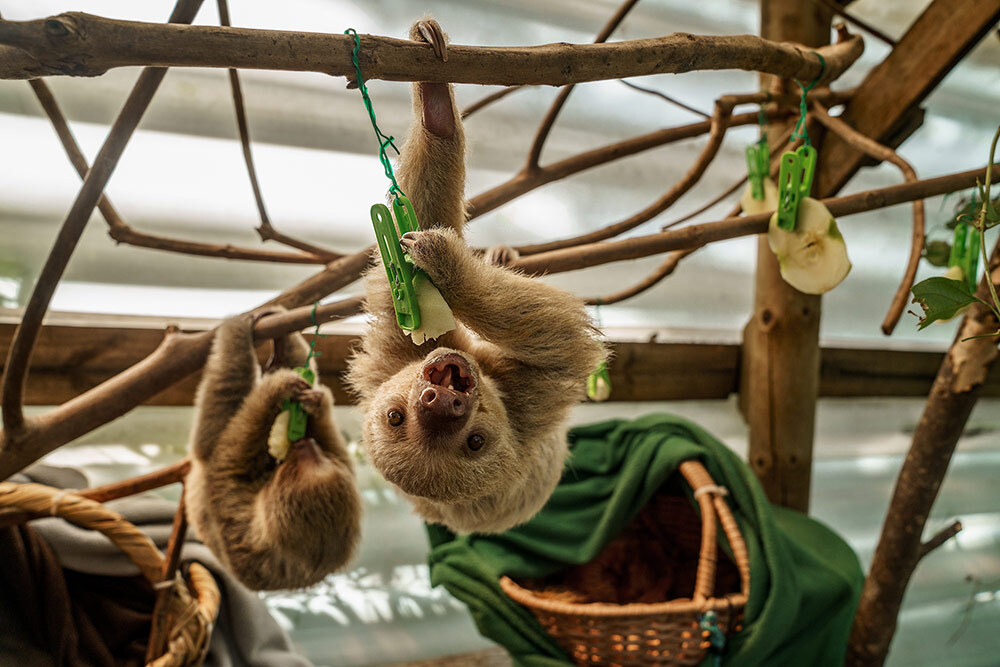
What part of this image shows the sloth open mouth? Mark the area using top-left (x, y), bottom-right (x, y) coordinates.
top-left (422, 354), bottom-right (475, 393)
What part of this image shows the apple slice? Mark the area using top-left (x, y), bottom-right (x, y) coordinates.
top-left (740, 177), bottom-right (779, 216)
top-left (768, 197), bottom-right (851, 294)
top-left (406, 272), bottom-right (457, 345)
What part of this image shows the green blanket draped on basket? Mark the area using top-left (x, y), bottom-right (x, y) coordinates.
top-left (426, 414), bottom-right (863, 666)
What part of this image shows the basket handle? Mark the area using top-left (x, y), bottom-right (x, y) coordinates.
top-left (678, 460), bottom-right (751, 604)
top-left (0, 482), bottom-right (165, 583)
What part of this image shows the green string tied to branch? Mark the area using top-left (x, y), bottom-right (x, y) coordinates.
top-left (344, 28), bottom-right (405, 200)
top-left (789, 51), bottom-right (825, 147)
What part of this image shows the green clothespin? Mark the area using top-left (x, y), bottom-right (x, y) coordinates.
top-left (745, 140), bottom-right (769, 202)
top-left (372, 194), bottom-right (423, 331)
top-left (948, 220), bottom-right (981, 291)
top-left (698, 611), bottom-right (727, 667)
top-left (775, 144), bottom-right (817, 231)
top-left (586, 361), bottom-right (612, 402)
top-left (282, 366), bottom-right (316, 442)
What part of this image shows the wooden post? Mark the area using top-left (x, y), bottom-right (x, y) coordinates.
top-left (740, 0), bottom-right (830, 512)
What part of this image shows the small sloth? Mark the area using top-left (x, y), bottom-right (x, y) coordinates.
top-left (346, 20), bottom-right (606, 534)
top-left (185, 311), bottom-right (361, 590)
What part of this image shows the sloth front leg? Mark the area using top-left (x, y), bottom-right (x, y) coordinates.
top-left (400, 228), bottom-right (603, 376)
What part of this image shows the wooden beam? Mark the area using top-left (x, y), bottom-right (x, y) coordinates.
top-left (739, 0), bottom-right (829, 513)
top-left (815, 0), bottom-right (1000, 196)
top-left (4, 323), bottom-right (998, 407)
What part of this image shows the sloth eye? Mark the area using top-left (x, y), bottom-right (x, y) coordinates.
top-left (387, 410), bottom-right (404, 427)
top-left (467, 434), bottom-right (485, 451)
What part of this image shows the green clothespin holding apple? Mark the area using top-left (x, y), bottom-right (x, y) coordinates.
top-left (745, 139), bottom-right (770, 202)
top-left (282, 366), bottom-right (315, 442)
top-left (372, 194), bottom-right (423, 331)
top-left (775, 144), bottom-right (817, 231)
top-left (946, 220), bottom-right (981, 291)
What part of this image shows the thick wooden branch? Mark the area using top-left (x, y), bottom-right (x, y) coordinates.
top-left (847, 242), bottom-right (1000, 667)
top-left (0, 12), bottom-right (862, 84)
top-left (509, 164), bottom-right (998, 276)
top-left (0, 0), bottom-right (206, 440)
top-left (812, 102), bottom-right (924, 336)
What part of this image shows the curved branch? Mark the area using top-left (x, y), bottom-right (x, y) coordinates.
top-left (0, 0), bottom-right (205, 439)
top-left (812, 102), bottom-right (923, 336)
top-left (467, 89), bottom-right (851, 221)
top-left (517, 102), bottom-right (732, 255)
top-left (525, 0), bottom-right (642, 170)
top-left (584, 248), bottom-right (696, 305)
top-left (0, 12), bottom-right (862, 85)
top-left (27, 77), bottom-right (327, 264)
top-left (462, 86), bottom-right (524, 119)
top-left (218, 0), bottom-right (341, 262)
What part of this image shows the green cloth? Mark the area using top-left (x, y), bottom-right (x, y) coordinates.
top-left (426, 413), bottom-right (863, 666)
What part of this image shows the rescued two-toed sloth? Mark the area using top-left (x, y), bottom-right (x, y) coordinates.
top-left (186, 312), bottom-right (361, 590)
top-left (346, 20), bottom-right (606, 534)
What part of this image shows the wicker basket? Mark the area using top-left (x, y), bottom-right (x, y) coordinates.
top-left (0, 482), bottom-right (220, 667)
top-left (500, 460), bottom-right (750, 666)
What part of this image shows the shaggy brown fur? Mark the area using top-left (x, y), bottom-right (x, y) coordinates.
top-left (185, 311), bottom-right (361, 590)
top-left (346, 19), bottom-right (606, 534)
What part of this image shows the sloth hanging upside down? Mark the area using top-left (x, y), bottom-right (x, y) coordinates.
top-left (347, 19), bottom-right (606, 534)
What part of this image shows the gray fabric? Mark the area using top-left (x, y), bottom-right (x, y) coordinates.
top-left (9, 465), bottom-right (313, 667)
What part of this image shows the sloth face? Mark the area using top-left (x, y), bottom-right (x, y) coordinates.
top-left (363, 348), bottom-right (518, 504)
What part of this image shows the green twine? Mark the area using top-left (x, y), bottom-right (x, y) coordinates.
top-left (790, 51), bottom-right (826, 147)
top-left (344, 28), bottom-right (405, 199)
top-left (303, 301), bottom-right (325, 366)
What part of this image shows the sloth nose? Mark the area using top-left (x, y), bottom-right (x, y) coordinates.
top-left (419, 386), bottom-right (467, 417)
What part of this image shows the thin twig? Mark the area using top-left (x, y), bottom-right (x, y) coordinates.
top-left (28, 78), bottom-right (326, 263)
top-left (812, 102), bottom-right (924, 336)
top-left (619, 80), bottom-right (710, 118)
top-left (217, 0), bottom-right (341, 262)
top-left (919, 520), bottom-right (963, 559)
top-left (467, 88), bottom-right (852, 221)
top-left (811, 0), bottom-right (897, 47)
top-left (462, 86), bottom-right (525, 119)
top-left (518, 102), bottom-right (733, 254)
top-left (525, 0), bottom-right (642, 170)
top-left (0, 0), bottom-right (206, 440)
top-left (584, 248), bottom-right (696, 305)
top-left (145, 491), bottom-right (189, 662)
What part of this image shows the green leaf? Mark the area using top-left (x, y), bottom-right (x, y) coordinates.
top-left (911, 277), bottom-right (985, 330)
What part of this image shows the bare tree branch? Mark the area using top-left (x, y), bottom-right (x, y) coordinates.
top-left (919, 520), bottom-right (963, 559)
top-left (517, 100), bottom-right (733, 254)
top-left (217, 0), bottom-right (342, 262)
top-left (812, 102), bottom-right (924, 336)
top-left (618, 80), bottom-right (710, 118)
top-left (584, 248), bottom-right (696, 305)
top-left (525, 0), bottom-right (642, 170)
top-left (0, 12), bottom-right (862, 85)
top-left (29, 78), bottom-right (327, 264)
top-left (0, 0), bottom-right (206, 440)
top-left (509, 164), bottom-right (999, 275)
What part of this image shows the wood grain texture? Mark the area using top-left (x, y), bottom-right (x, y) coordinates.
top-left (5, 323), bottom-right (998, 407)
top-left (0, 12), bottom-right (862, 84)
